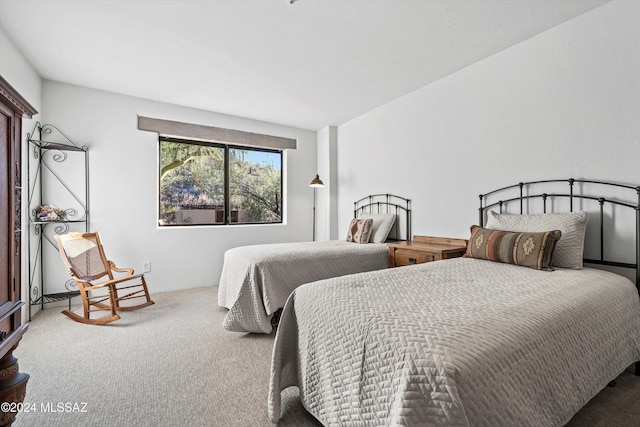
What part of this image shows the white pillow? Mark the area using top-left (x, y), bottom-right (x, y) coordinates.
top-left (357, 213), bottom-right (396, 243)
top-left (485, 210), bottom-right (588, 269)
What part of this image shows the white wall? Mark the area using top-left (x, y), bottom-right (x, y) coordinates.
top-left (316, 126), bottom-right (338, 241)
top-left (0, 27), bottom-right (41, 113)
top-left (40, 81), bottom-right (317, 293)
top-left (337, 1), bottom-right (640, 242)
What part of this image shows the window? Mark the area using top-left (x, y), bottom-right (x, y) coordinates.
top-left (159, 137), bottom-right (283, 226)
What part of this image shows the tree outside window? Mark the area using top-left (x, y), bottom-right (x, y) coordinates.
top-left (159, 138), bottom-right (282, 226)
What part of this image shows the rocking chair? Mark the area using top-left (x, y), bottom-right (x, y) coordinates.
top-left (54, 232), bottom-right (154, 325)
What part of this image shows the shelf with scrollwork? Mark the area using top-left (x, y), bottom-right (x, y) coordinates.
top-left (31, 219), bottom-right (87, 225)
top-left (27, 122), bottom-right (89, 319)
top-left (27, 139), bottom-right (86, 152)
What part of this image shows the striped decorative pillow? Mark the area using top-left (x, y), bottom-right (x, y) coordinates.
top-left (346, 218), bottom-right (373, 244)
top-left (485, 211), bottom-right (587, 269)
top-left (464, 226), bottom-right (562, 271)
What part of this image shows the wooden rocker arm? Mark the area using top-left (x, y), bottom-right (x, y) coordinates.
top-left (108, 260), bottom-right (135, 275)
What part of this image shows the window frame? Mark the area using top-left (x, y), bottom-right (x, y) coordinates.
top-left (158, 136), bottom-right (284, 227)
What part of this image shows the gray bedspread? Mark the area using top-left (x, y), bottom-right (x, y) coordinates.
top-left (217, 240), bottom-right (388, 333)
top-left (269, 257), bottom-right (640, 426)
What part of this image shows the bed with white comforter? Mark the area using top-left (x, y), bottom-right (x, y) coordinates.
top-left (218, 240), bottom-right (388, 333)
top-left (269, 257), bottom-right (640, 426)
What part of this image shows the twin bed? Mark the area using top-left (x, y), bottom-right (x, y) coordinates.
top-left (217, 194), bottom-right (411, 333)
top-left (267, 179), bottom-right (640, 426)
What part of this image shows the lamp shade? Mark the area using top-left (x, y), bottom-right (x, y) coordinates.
top-left (309, 174), bottom-right (324, 188)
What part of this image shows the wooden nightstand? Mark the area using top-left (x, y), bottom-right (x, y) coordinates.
top-left (388, 235), bottom-right (468, 268)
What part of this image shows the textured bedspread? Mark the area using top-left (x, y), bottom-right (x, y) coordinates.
top-left (269, 257), bottom-right (640, 426)
top-left (217, 240), bottom-right (388, 333)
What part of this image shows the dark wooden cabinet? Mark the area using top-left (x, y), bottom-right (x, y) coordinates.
top-left (0, 76), bottom-right (37, 426)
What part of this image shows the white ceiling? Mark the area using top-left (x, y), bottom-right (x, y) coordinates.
top-left (0, 0), bottom-right (608, 130)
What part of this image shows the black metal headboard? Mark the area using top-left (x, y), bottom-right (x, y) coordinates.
top-left (478, 178), bottom-right (640, 289)
top-left (354, 194), bottom-right (411, 242)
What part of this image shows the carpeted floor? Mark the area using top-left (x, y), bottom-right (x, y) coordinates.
top-left (12, 287), bottom-right (640, 426)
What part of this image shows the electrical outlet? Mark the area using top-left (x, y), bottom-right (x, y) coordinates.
top-left (143, 261), bottom-right (151, 273)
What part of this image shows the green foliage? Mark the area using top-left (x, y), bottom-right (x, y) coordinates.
top-left (159, 140), bottom-right (282, 225)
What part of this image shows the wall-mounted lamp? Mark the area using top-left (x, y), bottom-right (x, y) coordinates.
top-left (309, 174), bottom-right (324, 240)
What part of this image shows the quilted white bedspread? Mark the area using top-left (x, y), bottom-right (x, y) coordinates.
top-left (269, 257), bottom-right (640, 426)
top-left (217, 240), bottom-right (388, 333)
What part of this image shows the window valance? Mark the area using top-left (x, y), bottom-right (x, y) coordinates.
top-left (137, 116), bottom-right (297, 150)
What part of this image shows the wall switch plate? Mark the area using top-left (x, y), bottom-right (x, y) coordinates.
top-left (143, 261), bottom-right (151, 273)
